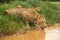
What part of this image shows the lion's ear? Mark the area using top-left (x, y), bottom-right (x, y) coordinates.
top-left (5, 10), bottom-right (8, 12)
top-left (16, 5), bottom-right (22, 8)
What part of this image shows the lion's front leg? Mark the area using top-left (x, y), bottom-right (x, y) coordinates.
top-left (25, 21), bottom-right (31, 30)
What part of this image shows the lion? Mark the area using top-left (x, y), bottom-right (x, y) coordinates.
top-left (5, 5), bottom-right (46, 30)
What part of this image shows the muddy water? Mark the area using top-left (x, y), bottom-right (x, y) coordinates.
top-left (0, 30), bottom-right (45, 40)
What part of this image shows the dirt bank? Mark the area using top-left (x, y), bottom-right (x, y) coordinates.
top-left (0, 30), bottom-right (45, 40)
top-left (0, 23), bottom-right (60, 40)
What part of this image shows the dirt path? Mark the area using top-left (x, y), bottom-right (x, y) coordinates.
top-left (0, 30), bottom-right (45, 40)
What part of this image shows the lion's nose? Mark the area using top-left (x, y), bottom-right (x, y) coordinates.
top-left (5, 10), bottom-right (8, 12)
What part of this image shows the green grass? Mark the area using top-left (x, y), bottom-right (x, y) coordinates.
top-left (38, 2), bottom-right (60, 24)
top-left (0, 1), bottom-right (60, 35)
top-left (49, 2), bottom-right (60, 6)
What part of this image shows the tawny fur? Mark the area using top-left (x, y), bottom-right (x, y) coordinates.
top-left (5, 6), bottom-right (46, 30)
